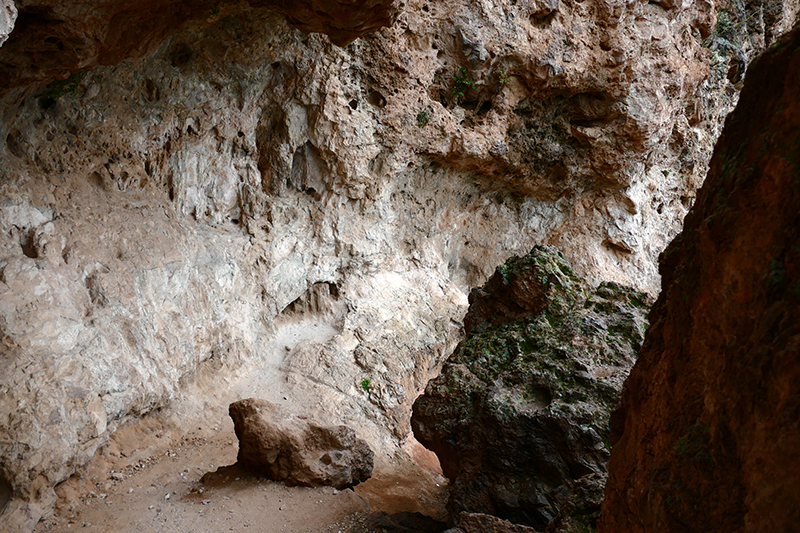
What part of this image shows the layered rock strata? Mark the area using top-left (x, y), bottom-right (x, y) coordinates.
top-left (600, 23), bottom-right (800, 533)
top-left (412, 246), bottom-right (650, 531)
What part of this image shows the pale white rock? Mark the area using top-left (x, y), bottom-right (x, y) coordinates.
top-left (0, 0), bottom-right (15, 48)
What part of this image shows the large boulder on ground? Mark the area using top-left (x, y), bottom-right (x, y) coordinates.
top-left (229, 398), bottom-right (374, 489)
top-left (599, 24), bottom-right (800, 533)
top-left (412, 246), bottom-right (650, 531)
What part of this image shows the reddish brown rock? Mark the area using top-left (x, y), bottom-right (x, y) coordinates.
top-left (229, 398), bottom-right (374, 489)
top-left (600, 24), bottom-right (800, 533)
top-left (0, 0), bottom-right (396, 92)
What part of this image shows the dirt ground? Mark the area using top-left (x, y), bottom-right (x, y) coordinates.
top-left (33, 319), bottom-right (449, 533)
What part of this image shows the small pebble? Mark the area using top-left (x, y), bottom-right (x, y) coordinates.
top-left (128, 488), bottom-right (134, 494)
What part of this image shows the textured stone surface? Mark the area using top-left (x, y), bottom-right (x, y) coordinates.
top-left (229, 398), bottom-right (374, 489)
top-left (0, 0), bottom-right (397, 91)
top-left (600, 23), bottom-right (800, 533)
top-left (0, 0), bottom-right (796, 530)
top-left (0, 0), bottom-right (15, 48)
top-left (412, 247), bottom-right (650, 530)
top-left (451, 512), bottom-right (540, 533)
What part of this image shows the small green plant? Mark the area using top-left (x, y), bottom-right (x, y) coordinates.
top-left (360, 378), bottom-right (371, 392)
top-left (452, 67), bottom-right (474, 101)
top-left (662, 169), bottom-right (671, 177)
top-left (41, 72), bottom-right (82, 102)
top-left (497, 68), bottom-right (510, 85)
top-left (416, 110), bottom-right (430, 127)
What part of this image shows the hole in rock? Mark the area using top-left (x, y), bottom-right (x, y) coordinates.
top-left (143, 78), bottom-right (159, 102)
top-left (349, 99), bottom-right (358, 110)
top-left (527, 387), bottom-right (553, 409)
top-left (530, 10), bottom-right (557, 27)
top-left (169, 43), bottom-right (193, 69)
top-left (0, 475), bottom-right (11, 515)
top-left (19, 230), bottom-right (38, 259)
top-left (5, 129), bottom-right (24, 158)
top-left (88, 171), bottom-right (104, 188)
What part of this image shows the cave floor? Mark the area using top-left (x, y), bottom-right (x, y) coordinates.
top-left (33, 320), bottom-right (448, 532)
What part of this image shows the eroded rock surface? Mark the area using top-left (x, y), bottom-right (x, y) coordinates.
top-left (412, 246), bottom-right (650, 531)
top-left (0, 0), bottom-right (397, 90)
top-left (0, 0), bottom-right (796, 530)
top-left (600, 23), bottom-right (800, 533)
top-left (229, 398), bottom-right (374, 489)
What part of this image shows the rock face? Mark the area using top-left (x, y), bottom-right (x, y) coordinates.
top-left (412, 246), bottom-right (650, 531)
top-left (229, 398), bottom-right (374, 489)
top-left (0, 0), bottom-right (397, 90)
top-left (600, 24), bottom-right (800, 533)
top-left (0, 0), bottom-right (796, 530)
top-left (0, 0), bottom-right (15, 48)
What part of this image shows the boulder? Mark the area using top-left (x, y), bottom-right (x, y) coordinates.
top-left (229, 398), bottom-right (374, 489)
top-left (412, 246), bottom-right (650, 530)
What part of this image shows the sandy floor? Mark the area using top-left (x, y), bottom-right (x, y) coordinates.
top-left (33, 320), bottom-right (448, 532)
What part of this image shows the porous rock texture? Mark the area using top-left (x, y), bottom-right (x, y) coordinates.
top-left (0, 0), bottom-right (398, 90)
top-left (600, 23), bottom-right (800, 533)
top-left (412, 246), bottom-right (650, 531)
top-left (229, 398), bottom-right (374, 489)
top-left (0, 0), bottom-right (797, 530)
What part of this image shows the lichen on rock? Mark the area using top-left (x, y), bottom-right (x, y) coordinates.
top-left (412, 246), bottom-right (651, 531)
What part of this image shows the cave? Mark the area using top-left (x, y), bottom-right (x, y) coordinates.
top-left (0, 0), bottom-right (798, 531)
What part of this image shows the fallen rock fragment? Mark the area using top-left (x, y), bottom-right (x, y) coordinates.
top-left (229, 398), bottom-right (373, 489)
top-left (450, 512), bottom-right (540, 533)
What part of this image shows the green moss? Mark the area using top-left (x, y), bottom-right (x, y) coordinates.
top-left (40, 72), bottom-right (82, 106)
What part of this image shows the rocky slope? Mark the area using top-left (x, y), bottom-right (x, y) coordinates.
top-left (0, 0), bottom-right (797, 530)
top-left (412, 246), bottom-right (650, 531)
top-left (600, 22), bottom-right (800, 533)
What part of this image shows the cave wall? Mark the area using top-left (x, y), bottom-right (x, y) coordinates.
top-left (600, 22), bottom-right (800, 533)
top-left (0, 0), bottom-right (797, 530)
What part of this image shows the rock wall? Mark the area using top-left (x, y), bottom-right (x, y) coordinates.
top-left (0, 0), bottom-right (797, 530)
top-left (600, 22), bottom-right (800, 533)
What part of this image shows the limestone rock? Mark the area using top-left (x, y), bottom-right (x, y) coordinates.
top-left (600, 24), bottom-right (800, 533)
top-left (0, 0), bottom-right (396, 91)
top-left (258, 0), bottom-right (398, 46)
top-left (0, 0), bottom-right (15, 48)
top-left (0, 0), bottom-right (796, 530)
top-left (412, 246), bottom-right (650, 530)
top-left (229, 398), bottom-right (374, 489)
